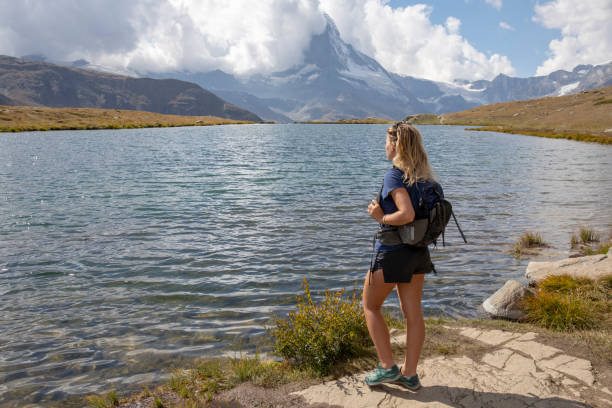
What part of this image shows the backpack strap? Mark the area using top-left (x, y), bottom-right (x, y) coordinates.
top-left (451, 209), bottom-right (468, 244)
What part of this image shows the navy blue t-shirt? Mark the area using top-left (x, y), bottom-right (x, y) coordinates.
top-left (375, 168), bottom-right (428, 251)
top-left (376, 168), bottom-right (409, 251)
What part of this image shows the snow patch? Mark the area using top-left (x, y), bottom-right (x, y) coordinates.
top-left (558, 81), bottom-right (580, 96)
top-left (268, 64), bottom-right (319, 85)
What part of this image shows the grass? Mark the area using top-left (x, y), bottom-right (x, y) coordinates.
top-left (297, 117), bottom-right (395, 124)
top-left (0, 105), bottom-right (254, 132)
top-left (524, 274), bottom-right (611, 331)
top-left (86, 390), bottom-right (119, 408)
top-left (435, 85), bottom-right (612, 145)
top-left (570, 226), bottom-right (610, 255)
top-left (512, 231), bottom-right (548, 258)
top-left (464, 127), bottom-right (612, 145)
top-left (404, 114), bottom-right (441, 125)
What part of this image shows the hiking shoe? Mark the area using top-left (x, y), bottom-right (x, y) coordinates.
top-left (364, 364), bottom-right (401, 386)
top-left (395, 373), bottom-right (421, 391)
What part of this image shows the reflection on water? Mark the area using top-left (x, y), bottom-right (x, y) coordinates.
top-left (0, 124), bottom-right (611, 406)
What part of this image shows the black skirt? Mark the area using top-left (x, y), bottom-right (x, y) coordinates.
top-left (370, 245), bottom-right (433, 283)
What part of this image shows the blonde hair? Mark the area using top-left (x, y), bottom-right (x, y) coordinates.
top-left (387, 123), bottom-right (435, 185)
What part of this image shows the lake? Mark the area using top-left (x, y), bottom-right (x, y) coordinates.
top-left (1, 124), bottom-right (611, 406)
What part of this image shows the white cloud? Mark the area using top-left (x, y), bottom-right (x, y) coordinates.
top-left (499, 21), bottom-right (514, 31)
top-left (319, 0), bottom-right (515, 81)
top-left (534, 0), bottom-right (612, 75)
top-left (485, 0), bottom-right (502, 10)
top-left (0, 0), bottom-right (515, 82)
top-left (0, 0), bottom-right (327, 76)
top-left (445, 17), bottom-right (462, 35)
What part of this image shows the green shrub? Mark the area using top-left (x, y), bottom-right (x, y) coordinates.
top-left (269, 278), bottom-right (371, 375)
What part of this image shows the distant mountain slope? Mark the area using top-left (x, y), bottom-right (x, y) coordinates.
top-left (0, 55), bottom-right (262, 122)
top-left (0, 92), bottom-right (14, 105)
top-left (440, 85), bottom-right (612, 131)
top-left (434, 85), bottom-right (612, 144)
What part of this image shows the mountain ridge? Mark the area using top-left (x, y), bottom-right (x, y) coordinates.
top-left (159, 16), bottom-right (610, 122)
top-left (6, 14), bottom-right (612, 123)
top-left (0, 55), bottom-right (263, 122)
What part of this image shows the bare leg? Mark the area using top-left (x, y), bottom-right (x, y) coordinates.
top-left (363, 269), bottom-right (396, 369)
top-left (396, 274), bottom-right (425, 377)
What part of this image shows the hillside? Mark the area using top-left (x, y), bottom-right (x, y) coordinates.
top-left (409, 86), bottom-right (612, 144)
top-left (0, 56), bottom-right (262, 122)
top-left (0, 106), bottom-right (253, 132)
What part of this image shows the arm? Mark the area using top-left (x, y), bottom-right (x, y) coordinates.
top-left (368, 187), bottom-right (415, 225)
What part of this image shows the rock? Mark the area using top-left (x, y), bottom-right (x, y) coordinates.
top-left (525, 252), bottom-right (612, 284)
top-left (482, 280), bottom-right (535, 320)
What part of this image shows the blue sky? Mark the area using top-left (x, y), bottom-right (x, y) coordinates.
top-left (387, 0), bottom-right (559, 77)
top-left (0, 0), bottom-right (609, 82)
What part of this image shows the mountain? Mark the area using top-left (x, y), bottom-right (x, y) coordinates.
top-left (0, 55), bottom-right (262, 122)
top-left (24, 15), bottom-right (612, 123)
top-left (163, 16), bottom-right (611, 122)
top-left (0, 92), bottom-right (15, 105)
top-left (474, 62), bottom-right (612, 103)
top-left (166, 16), bottom-right (428, 122)
top-left (166, 16), bottom-right (607, 122)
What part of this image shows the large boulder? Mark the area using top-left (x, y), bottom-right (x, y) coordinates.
top-left (525, 249), bottom-right (611, 284)
top-left (482, 280), bottom-right (535, 320)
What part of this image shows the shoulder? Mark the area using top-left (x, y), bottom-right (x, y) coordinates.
top-left (382, 168), bottom-right (406, 196)
top-left (384, 167), bottom-right (404, 184)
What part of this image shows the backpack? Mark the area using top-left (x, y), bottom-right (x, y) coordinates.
top-left (376, 178), bottom-right (467, 248)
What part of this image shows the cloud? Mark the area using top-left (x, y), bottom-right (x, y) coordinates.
top-left (485, 0), bottom-right (502, 10)
top-left (0, 0), bottom-right (515, 82)
top-left (0, 0), bottom-right (327, 76)
top-left (534, 0), bottom-right (612, 75)
top-left (319, 0), bottom-right (515, 81)
top-left (499, 21), bottom-right (514, 30)
top-left (445, 17), bottom-right (462, 35)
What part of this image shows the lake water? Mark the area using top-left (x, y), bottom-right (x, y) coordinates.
top-left (1, 124), bottom-right (611, 406)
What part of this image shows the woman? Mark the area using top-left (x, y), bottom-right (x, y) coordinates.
top-left (364, 122), bottom-right (435, 390)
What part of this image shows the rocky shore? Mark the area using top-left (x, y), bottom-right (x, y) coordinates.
top-left (294, 326), bottom-right (608, 407)
top-left (482, 247), bottom-right (612, 321)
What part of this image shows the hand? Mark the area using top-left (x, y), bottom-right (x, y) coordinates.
top-left (367, 199), bottom-right (384, 223)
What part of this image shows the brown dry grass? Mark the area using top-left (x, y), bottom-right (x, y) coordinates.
top-left (439, 86), bottom-right (612, 144)
top-left (0, 105), bottom-right (252, 132)
top-left (298, 117), bottom-right (395, 124)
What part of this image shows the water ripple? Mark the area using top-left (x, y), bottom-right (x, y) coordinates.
top-left (1, 124), bottom-right (611, 406)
